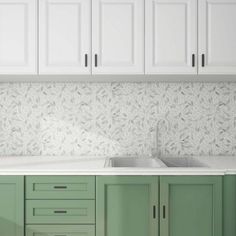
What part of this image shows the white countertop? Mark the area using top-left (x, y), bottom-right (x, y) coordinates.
top-left (0, 155), bottom-right (236, 175)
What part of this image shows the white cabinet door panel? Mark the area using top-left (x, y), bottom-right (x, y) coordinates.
top-left (39, 0), bottom-right (91, 74)
top-left (199, 0), bottom-right (236, 74)
top-left (145, 0), bottom-right (197, 74)
top-left (0, 0), bottom-right (36, 74)
top-left (92, 0), bottom-right (144, 74)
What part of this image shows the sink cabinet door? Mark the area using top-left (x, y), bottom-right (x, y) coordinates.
top-left (0, 176), bottom-right (24, 236)
top-left (96, 176), bottom-right (158, 236)
top-left (160, 176), bottom-right (222, 236)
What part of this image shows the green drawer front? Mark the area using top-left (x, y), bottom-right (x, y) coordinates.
top-left (26, 200), bottom-right (95, 224)
top-left (26, 176), bottom-right (95, 199)
top-left (26, 225), bottom-right (95, 236)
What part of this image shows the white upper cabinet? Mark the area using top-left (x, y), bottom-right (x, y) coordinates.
top-left (0, 0), bottom-right (235, 76)
top-left (92, 0), bottom-right (144, 74)
top-left (145, 0), bottom-right (197, 74)
top-left (39, 0), bottom-right (91, 74)
top-left (199, 0), bottom-right (236, 74)
top-left (0, 0), bottom-right (37, 74)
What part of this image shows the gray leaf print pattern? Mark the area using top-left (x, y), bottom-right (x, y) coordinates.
top-left (0, 82), bottom-right (235, 157)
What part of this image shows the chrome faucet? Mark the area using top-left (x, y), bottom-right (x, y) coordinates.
top-left (152, 118), bottom-right (170, 158)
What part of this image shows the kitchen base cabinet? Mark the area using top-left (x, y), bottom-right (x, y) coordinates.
top-left (0, 176), bottom-right (24, 236)
top-left (96, 176), bottom-right (159, 236)
top-left (223, 175), bottom-right (236, 236)
top-left (26, 225), bottom-right (95, 236)
top-left (160, 176), bottom-right (222, 236)
top-left (0, 175), bottom-right (225, 236)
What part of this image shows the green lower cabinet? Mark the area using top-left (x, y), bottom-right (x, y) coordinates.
top-left (26, 225), bottom-right (95, 236)
top-left (0, 176), bottom-right (24, 236)
top-left (96, 176), bottom-right (159, 236)
top-left (223, 175), bottom-right (236, 236)
top-left (0, 175), bottom-right (225, 236)
top-left (160, 176), bottom-right (222, 236)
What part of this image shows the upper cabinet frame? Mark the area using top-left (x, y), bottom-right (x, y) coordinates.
top-left (0, 0), bottom-right (235, 77)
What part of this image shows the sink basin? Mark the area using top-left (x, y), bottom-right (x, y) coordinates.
top-left (160, 157), bottom-right (208, 168)
top-left (106, 157), bottom-right (166, 168)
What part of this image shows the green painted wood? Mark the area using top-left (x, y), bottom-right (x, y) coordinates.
top-left (96, 176), bottom-right (159, 236)
top-left (26, 199), bottom-right (95, 224)
top-left (0, 176), bottom-right (24, 236)
top-left (26, 225), bottom-right (95, 236)
top-left (223, 175), bottom-right (236, 236)
top-left (26, 176), bottom-right (95, 199)
top-left (160, 176), bottom-right (222, 236)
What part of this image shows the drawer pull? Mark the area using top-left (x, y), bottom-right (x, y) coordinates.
top-left (54, 235), bottom-right (67, 236)
top-left (54, 186), bottom-right (67, 189)
top-left (54, 210), bottom-right (67, 214)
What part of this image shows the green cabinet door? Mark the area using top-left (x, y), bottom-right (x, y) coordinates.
top-left (0, 176), bottom-right (24, 236)
top-left (223, 175), bottom-right (236, 236)
top-left (96, 176), bottom-right (158, 236)
top-left (160, 176), bottom-right (222, 236)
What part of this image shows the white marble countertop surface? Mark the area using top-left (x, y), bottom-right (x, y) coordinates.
top-left (0, 155), bottom-right (236, 175)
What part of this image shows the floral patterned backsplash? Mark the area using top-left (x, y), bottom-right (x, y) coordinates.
top-left (0, 82), bottom-right (235, 157)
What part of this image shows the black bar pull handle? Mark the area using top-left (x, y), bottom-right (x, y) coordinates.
top-left (153, 205), bottom-right (156, 219)
top-left (192, 54), bottom-right (195, 67)
top-left (95, 54), bottom-right (98, 67)
top-left (163, 205), bottom-right (166, 219)
top-left (54, 185), bottom-right (67, 189)
top-left (202, 54), bottom-right (205, 67)
top-left (54, 210), bottom-right (67, 214)
top-left (85, 54), bottom-right (88, 67)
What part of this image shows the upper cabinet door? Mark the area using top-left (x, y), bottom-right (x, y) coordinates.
top-left (39, 0), bottom-right (91, 74)
top-left (145, 0), bottom-right (197, 74)
top-left (92, 0), bottom-right (144, 74)
top-left (0, 0), bottom-right (37, 74)
top-left (199, 0), bottom-right (236, 74)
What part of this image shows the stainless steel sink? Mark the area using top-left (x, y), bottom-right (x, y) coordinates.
top-left (160, 157), bottom-right (208, 167)
top-left (105, 157), bottom-right (166, 168)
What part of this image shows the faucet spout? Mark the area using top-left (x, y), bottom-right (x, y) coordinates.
top-left (154, 118), bottom-right (170, 158)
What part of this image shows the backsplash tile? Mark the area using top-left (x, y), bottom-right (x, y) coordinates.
top-left (0, 82), bottom-right (235, 157)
